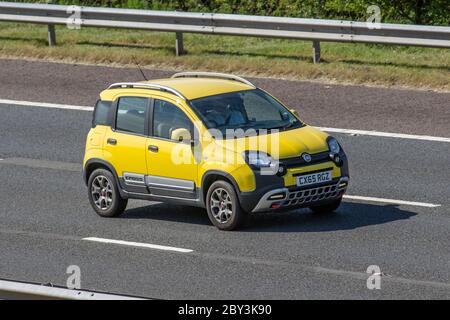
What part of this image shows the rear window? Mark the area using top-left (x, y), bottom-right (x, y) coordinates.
top-left (93, 100), bottom-right (111, 126)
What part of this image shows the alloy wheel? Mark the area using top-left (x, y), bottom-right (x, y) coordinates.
top-left (91, 175), bottom-right (113, 210)
top-left (210, 188), bottom-right (233, 224)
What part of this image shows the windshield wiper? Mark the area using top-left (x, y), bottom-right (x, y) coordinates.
top-left (269, 122), bottom-right (294, 131)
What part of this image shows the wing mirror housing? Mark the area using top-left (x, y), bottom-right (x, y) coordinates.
top-left (171, 128), bottom-right (194, 144)
top-left (171, 128), bottom-right (192, 142)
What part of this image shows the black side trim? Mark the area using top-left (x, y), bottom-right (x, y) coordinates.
top-left (148, 185), bottom-right (198, 199)
top-left (239, 171), bottom-right (284, 213)
top-left (118, 177), bottom-right (149, 195)
top-left (123, 190), bottom-right (204, 208)
top-left (201, 170), bottom-right (242, 193)
top-left (202, 169), bottom-right (287, 213)
top-left (83, 158), bottom-right (127, 199)
top-left (200, 170), bottom-right (243, 207)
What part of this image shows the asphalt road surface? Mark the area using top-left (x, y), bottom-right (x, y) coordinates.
top-left (0, 58), bottom-right (449, 299)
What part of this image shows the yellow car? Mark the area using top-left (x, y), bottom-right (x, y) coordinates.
top-left (83, 72), bottom-right (349, 230)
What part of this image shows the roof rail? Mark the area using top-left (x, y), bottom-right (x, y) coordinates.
top-left (107, 82), bottom-right (187, 100)
top-left (171, 72), bottom-right (255, 88)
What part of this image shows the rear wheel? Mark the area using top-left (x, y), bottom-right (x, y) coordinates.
top-left (88, 168), bottom-right (128, 217)
top-left (206, 180), bottom-right (248, 231)
top-left (310, 197), bottom-right (342, 214)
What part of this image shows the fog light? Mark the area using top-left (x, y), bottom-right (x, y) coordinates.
top-left (270, 203), bottom-right (281, 209)
top-left (339, 182), bottom-right (348, 188)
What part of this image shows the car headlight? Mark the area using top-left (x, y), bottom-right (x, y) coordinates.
top-left (243, 151), bottom-right (273, 168)
top-left (327, 137), bottom-right (341, 154)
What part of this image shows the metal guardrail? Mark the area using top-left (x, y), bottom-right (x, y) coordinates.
top-left (0, 1), bottom-right (449, 63)
top-left (0, 279), bottom-right (146, 300)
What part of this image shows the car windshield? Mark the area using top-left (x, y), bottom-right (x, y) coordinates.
top-left (189, 89), bottom-right (303, 137)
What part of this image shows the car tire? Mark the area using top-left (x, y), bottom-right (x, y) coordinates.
top-left (88, 168), bottom-right (128, 218)
top-left (206, 180), bottom-right (248, 231)
top-left (310, 197), bottom-right (342, 214)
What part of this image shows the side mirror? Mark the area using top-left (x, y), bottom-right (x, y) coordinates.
top-left (171, 128), bottom-right (192, 143)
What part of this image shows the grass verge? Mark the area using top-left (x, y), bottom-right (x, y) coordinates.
top-left (0, 22), bottom-right (449, 91)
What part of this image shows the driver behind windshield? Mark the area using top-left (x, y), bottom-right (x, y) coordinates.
top-left (190, 89), bottom-right (302, 136)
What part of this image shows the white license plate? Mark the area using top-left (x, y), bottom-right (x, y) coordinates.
top-left (296, 171), bottom-right (332, 187)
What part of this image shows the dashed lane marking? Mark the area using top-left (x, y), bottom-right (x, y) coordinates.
top-left (82, 237), bottom-right (194, 253)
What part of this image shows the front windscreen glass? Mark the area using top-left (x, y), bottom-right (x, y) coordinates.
top-left (189, 89), bottom-right (303, 137)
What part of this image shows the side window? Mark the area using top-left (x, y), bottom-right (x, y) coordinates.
top-left (115, 97), bottom-right (148, 135)
top-left (93, 100), bottom-right (111, 126)
top-left (153, 99), bottom-right (193, 142)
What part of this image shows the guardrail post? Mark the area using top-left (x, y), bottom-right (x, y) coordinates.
top-left (312, 40), bottom-right (320, 63)
top-left (175, 32), bottom-right (185, 56)
top-left (47, 24), bottom-right (56, 46)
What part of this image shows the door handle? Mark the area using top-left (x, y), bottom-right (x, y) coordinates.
top-left (148, 145), bottom-right (159, 152)
top-left (107, 138), bottom-right (117, 145)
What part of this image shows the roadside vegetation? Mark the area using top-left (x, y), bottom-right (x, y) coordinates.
top-left (0, 22), bottom-right (449, 90)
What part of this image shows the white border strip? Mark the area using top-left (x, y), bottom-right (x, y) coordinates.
top-left (0, 98), bottom-right (93, 111)
top-left (83, 237), bottom-right (194, 253)
top-left (343, 195), bottom-right (441, 208)
top-left (317, 127), bottom-right (450, 143)
top-left (1, 98), bottom-right (449, 143)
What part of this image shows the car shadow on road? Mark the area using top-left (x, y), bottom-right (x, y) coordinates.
top-left (122, 202), bottom-right (211, 225)
top-left (121, 201), bottom-right (417, 232)
top-left (245, 201), bottom-right (417, 232)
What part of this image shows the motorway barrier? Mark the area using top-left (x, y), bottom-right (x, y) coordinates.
top-left (0, 1), bottom-right (449, 63)
top-left (0, 279), bottom-right (146, 300)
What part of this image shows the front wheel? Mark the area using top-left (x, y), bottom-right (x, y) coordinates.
top-left (310, 197), bottom-right (342, 214)
top-left (88, 168), bottom-right (128, 217)
top-left (206, 180), bottom-right (248, 231)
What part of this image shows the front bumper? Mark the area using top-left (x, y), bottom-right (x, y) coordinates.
top-left (238, 149), bottom-right (349, 213)
top-left (251, 176), bottom-right (348, 212)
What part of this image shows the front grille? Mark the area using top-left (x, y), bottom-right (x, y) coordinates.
top-left (281, 151), bottom-right (330, 168)
top-left (281, 180), bottom-right (345, 207)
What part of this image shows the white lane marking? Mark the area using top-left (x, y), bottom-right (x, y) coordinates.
top-left (343, 195), bottom-right (441, 208)
top-left (82, 237), bottom-right (193, 253)
top-left (0, 98), bottom-right (93, 111)
top-left (317, 127), bottom-right (450, 143)
top-left (0, 157), bottom-right (81, 171)
top-left (1, 98), bottom-right (450, 143)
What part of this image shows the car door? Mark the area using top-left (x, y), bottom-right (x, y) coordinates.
top-left (146, 98), bottom-right (198, 199)
top-left (103, 96), bottom-right (150, 189)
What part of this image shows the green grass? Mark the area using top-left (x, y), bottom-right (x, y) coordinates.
top-left (1, 22), bottom-right (449, 90)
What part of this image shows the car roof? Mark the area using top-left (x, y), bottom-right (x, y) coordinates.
top-left (101, 77), bottom-right (255, 101)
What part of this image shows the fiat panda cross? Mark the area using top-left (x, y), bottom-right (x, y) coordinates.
top-left (83, 72), bottom-right (349, 230)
